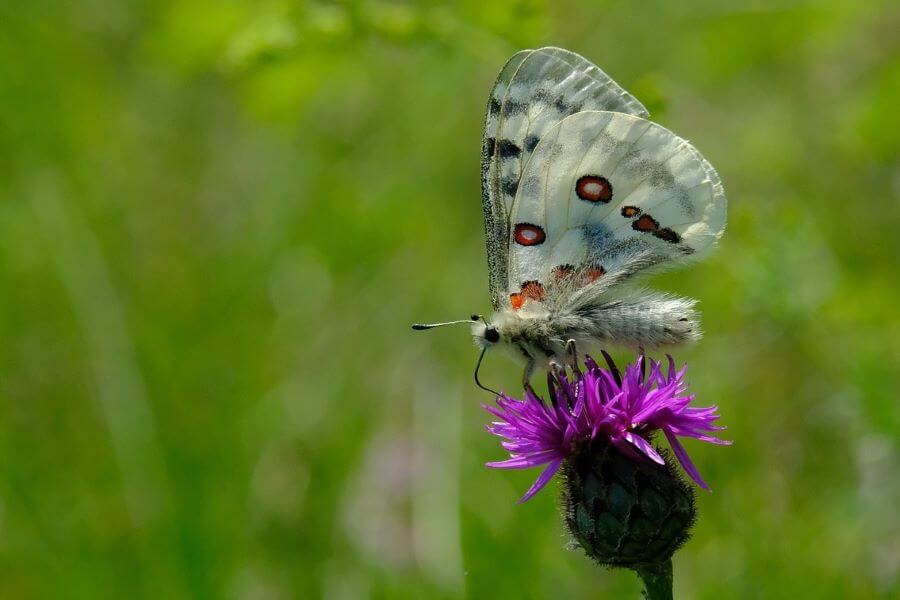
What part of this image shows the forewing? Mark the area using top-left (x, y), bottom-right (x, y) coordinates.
top-left (505, 111), bottom-right (726, 311)
top-left (481, 47), bottom-right (648, 309)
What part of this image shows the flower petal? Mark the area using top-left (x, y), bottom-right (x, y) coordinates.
top-left (483, 353), bottom-right (728, 501)
top-left (517, 458), bottom-right (563, 503)
top-left (624, 431), bottom-right (664, 464)
top-left (664, 429), bottom-right (710, 490)
top-left (485, 450), bottom-right (560, 469)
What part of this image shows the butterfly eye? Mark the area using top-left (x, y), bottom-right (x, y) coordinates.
top-left (484, 327), bottom-right (500, 343)
top-left (576, 175), bottom-right (613, 203)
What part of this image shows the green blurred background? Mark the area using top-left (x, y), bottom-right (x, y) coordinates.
top-left (1, 0), bottom-right (898, 598)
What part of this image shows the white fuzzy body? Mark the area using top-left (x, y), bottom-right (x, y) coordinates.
top-left (473, 290), bottom-right (700, 370)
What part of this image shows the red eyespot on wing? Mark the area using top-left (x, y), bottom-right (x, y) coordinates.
top-left (520, 281), bottom-right (544, 301)
top-left (585, 265), bottom-right (606, 282)
top-left (621, 205), bottom-right (641, 218)
top-left (552, 264), bottom-right (575, 280)
top-left (513, 223), bottom-right (546, 246)
top-left (632, 214), bottom-right (660, 232)
top-left (576, 175), bottom-right (613, 203)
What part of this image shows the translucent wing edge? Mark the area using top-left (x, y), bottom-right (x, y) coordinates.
top-left (482, 50), bottom-right (532, 309)
top-left (500, 110), bottom-right (726, 312)
top-left (533, 47), bottom-right (650, 119)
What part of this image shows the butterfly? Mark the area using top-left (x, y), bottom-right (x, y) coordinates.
top-left (414, 47), bottom-right (726, 392)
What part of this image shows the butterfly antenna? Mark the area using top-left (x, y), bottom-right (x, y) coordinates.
top-left (474, 347), bottom-right (501, 397)
top-left (412, 314), bottom-right (481, 331)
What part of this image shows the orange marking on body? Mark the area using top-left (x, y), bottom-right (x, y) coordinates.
top-left (510, 293), bottom-right (524, 310)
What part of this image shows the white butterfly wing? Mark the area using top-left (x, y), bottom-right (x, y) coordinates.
top-left (505, 111), bottom-right (726, 310)
top-left (481, 47), bottom-right (648, 309)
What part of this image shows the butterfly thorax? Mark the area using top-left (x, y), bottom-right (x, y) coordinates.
top-left (474, 306), bottom-right (577, 367)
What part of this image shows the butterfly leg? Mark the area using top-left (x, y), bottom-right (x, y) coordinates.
top-left (638, 344), bottom-right (647, 381)
top-left (600, 349), bottom-right (622, 386)
top-left (564, 339), bottom-right (580, 372)
top-left (548, 361), bottom-right (566, 381)
top-left (547, 358), bottom-right (563, 375)
top-left (522, 358), bottom-right (536, 395)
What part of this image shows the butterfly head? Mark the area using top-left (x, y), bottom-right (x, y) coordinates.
top-left (411, 314), bottom-right (501, 348)
top-left (472, 316), bottom-right (501, 349)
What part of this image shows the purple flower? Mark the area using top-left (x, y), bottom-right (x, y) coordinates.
top-left (484, 355), bottom-right (731, 503)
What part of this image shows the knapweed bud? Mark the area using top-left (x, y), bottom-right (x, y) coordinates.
top-left (562, 441), bottom-right (695, 569)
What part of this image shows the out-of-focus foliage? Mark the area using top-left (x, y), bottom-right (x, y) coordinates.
top-left (0, 0), bottom-right (898, 598)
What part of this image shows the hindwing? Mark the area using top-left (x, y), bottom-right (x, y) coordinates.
top-left (505, 111), bottom-right (726, 311)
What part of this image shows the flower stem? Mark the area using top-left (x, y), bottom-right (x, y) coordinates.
top-left (636, 559), bottom-right (673, 600)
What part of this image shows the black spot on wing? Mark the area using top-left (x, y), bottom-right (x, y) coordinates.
top-left (621, 152), bottom-right (653, 177)
top-left (675, 188), bottom-right (695, 217)
top-left (653, 227), bottom-right (681, 243)
top-left (524, 135), bottom-right (540, 153)
top-left (553, 96), bottom-right (584, 114)
top-left (649, 165), bottom-right (676, 188)
top-left (594, 132), bottom-right (618, 154)
top-left (503, 99), bottom-right (526, 115)
top-left (532, 88), bottom-right (551, 103)
top-left (498, 139), bottom-right (522, 158)
top-left (485, 137), bottom-right (496, 156)
top-left (489, 97), bottom-right (501, 116)
top-left (502, 176), bottom-right (519, 197)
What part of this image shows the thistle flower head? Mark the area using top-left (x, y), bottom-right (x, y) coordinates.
top-left (484, 354), bottom-right (730, 503)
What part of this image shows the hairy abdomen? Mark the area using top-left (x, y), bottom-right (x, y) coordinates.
top-left (559, 292), bottom-right (701, 348)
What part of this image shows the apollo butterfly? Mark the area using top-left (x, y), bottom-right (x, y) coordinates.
top-left (414, 47), bottom-right (726, 390)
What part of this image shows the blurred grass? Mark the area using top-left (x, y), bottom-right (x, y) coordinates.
top-left (0, 0), bottom-right (898, 598)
